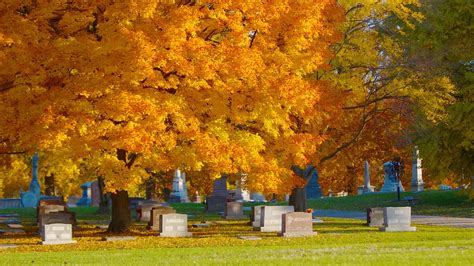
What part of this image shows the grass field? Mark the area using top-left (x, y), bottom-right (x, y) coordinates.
top-left (308, 190), bottom-right (473, 218)
top-left (0, 218), bottom-right (473, 265)
top-left (0, 190), bottom-right (472, 265)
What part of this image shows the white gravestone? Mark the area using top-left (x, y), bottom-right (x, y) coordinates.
top-left (259, 206), bottom-right (294, 232)
top-left (411, 146), bottom-right (424, 192)
top-left (380, 207), bottom-right (416, 232)
top-left (279, 212), bottom-right (317, 237)
top-left (41, 223), bottom-right (76, 245)
top-left (224, 202), bottom-right (247, 219)
top-left (137, 201), bottom-right (162, 222)
top-left (159, 213), bottom-right (192, 237)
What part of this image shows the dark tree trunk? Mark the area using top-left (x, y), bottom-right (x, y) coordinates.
top-left (108, 190), bottom-right (131, 233)
top-left (289, 187), bottom-right (307, 212)
top-left (97, 176), bottom-right (109, 214)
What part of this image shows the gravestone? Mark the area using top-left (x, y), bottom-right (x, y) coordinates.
top-left (380, 161), bottom-right (404, 193)
top-left (250, 206), bottom-right (264, 228)
top-left (304, 167), bottom-right (322, 199)
top-left (228, 180), bottom-right (243, 201)
top-left (193, 191), bottom-right (202, 203)
top-left (411, 146), bottom-right (424, 192)
top-left (159, 213), bottom-right (192, 237)
top-left (168, 169), bottom-right (189, 203)
top-left (380, 207), bottom-right (416, 232)
top-left (90, 181), bottom-right (101, 207)
top-left (366, 207), bottom-right (384, 227)
top-left (359, 161), bottom-right (375, 194)
top-left (279, 212), bottom-right (316, 237)
top-left (41, 223), bottom-right (76, 245)
top-left (259, 206), bottom-right (294, 232)
top-left (137, 201), bottom-right (162, 222)
top-left (147, 207), bottom-right (177, 230)
top-left (103, 236), bottom-right (135, 241)
top-left (37, 204), bottom-right (66, 225)
top-left (224, 202), bottom-right (246, 219)
top-left (76, 182), bottom-right (93, 206)
top-left (206, 176), bottom-right (228, 212)
top-left (20, 153), bottom-right (41, 208)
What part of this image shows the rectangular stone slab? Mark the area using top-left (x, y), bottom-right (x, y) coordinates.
top-left (279, 212), bottom-right (317, 237)
top-left (159, 213), bottom-right (192, 237)
top-left (102, 236), bottom-right (136, 241)
top-left (260, 206), bottom-right (294, 232)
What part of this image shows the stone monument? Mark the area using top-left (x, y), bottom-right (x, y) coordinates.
top-left (158, 213), bottom-right (192, 237)
top-left (20, 153), bottom-right (41, 208)
top-left (250, 206), bottom-right (264, 228)
top-left (304, 167), bottom-right (322, 199)
top-left (366, 207), bottom-right (384, 227)
top-left (379, 161), bottom-right (404, 193)
top-left (169, 169), bottom-right (189, 203)
top-left (224, 202), bottom-right (246, 219)
top-left (379, 207), bottom-right (416, 232)
top-left (411, 146), bottom-right (425, 192)
top-left (147, 206), bottom-right (176, 231)
top-left (76, 181), bottom-right (100, 207)
top-left (358, 161), bottom-right (375, 194)
top-left (279, 212), bottom-right (316, 237)
top-left (206, 176), bottom-right (228, 212)
top-left (41, 223), bottom-right (76, 245)
top-left (259, 205), bottom-right (294, 232)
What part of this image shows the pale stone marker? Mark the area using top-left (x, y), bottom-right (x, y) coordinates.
top-left (380, 207), bottom-right (416, 232)
top-left (159, 213), bottom-right (192, 237)
top-left (411, 146), bottom-right (424, 192)
top-left (147, 207), bottom-right (176, 230)
top-left (251, 206), bottom-right (264, 228)
top-left (41, 223), bottom-right (76, 245)
top-left (224, 202), bottom-right (246, 219)
top-left (102, 236), bottom-right (136, 241)
top-left (279, 212), bottom-right (316, 237)
top-left (259, 206), bottom-right (294, 232)
top-left (380, 162), bottom-right (404, 192)
top-left (137, 201), bottom-right (162, 222)
top-left (367, 207), bottom-right (384, 227)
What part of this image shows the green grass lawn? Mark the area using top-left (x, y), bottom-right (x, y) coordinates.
top-left (308, 190), bottom-right (474, 218)
top-left (0, 190), bottom-right (472, 265)
top-left (0, 217), bottom-right (473, 265)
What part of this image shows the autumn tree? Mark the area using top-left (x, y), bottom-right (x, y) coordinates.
top-left (402, 0), bottom-right (473, 185)
top-left (0, 1), bottom-right (344, 232)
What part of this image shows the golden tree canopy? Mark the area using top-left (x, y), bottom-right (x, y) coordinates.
top-left (0, 1), bottom-right (344, 194)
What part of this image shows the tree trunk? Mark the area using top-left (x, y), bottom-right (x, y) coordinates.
top-left (289, 187), bottom-right (307, 212)
top-left (97, 176), bottom-right (109, 214)
top-left (108, 190), bottom-right (131, 233)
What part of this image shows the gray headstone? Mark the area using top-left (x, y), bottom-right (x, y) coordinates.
top-left (147, 207), bottom-right (176, 231)
top-left (206, 196), bottom-right (227, 212)
top-left (159, 213), bottom-right (192, 237)
top-left (251, 206), bottom-right (264, 228)
top-left (259, 206), bottom-right (294, 232)
top-left (279, 212), bottom-right (317, 237)
top-left (224, 202), bottom-right (246, 219)
top-left (137, 201), bottom-right (162, 222)
top-left (367, 207), bottom-right (384, 227)
top-left (41, 223), bottom-right (76, 245)
top-left (210, 176), bottom-right (228, 197)
top-left (380, 207), bottom-right (416, 232)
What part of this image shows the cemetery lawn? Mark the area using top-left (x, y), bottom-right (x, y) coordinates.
top-left (1, 214), bottom-right (473, 265)
top-left (308, 190), bottom-right (474, 218)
